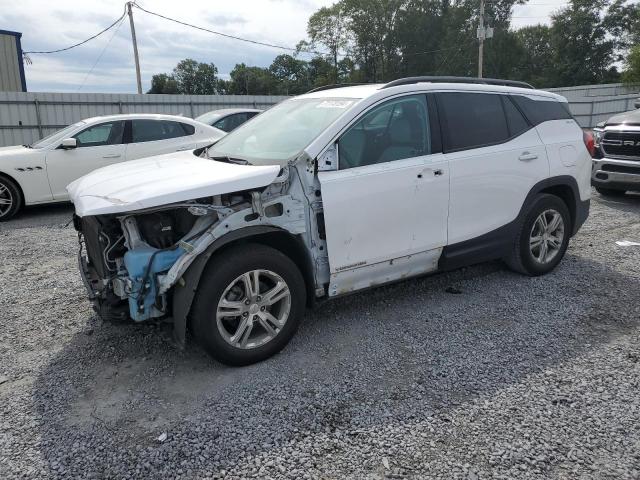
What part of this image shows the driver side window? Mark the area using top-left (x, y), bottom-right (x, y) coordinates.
top-left (338, 95), bottom-right (431, 170)
top-left (73, 121), bottom-right (124, 148)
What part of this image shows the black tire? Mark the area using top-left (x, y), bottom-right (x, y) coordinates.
top-left (0, 175), bottom-right (23, 221)
top-left (191, 244), bottom-right (306, 366)
top-left (505, 194), bottom-right (571, 276)
top-left (595, 186), bottom-right (626, 197)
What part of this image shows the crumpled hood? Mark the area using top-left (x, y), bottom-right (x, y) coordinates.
top-left (67, 151), bottom-right (281, 217)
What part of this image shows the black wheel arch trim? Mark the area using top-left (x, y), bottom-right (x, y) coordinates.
top-left (438, 175), bottom-right (589, 271)
top-left (171, 225), bottom-right (314, 349)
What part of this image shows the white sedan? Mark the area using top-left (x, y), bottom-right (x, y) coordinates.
top-left (0, 114), bottom-right (224, 220)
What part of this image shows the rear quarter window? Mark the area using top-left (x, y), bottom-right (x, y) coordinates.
top-left (181, 123), bottom-right (195, 135)
top-left (510, 95), bottom-right (572, 125)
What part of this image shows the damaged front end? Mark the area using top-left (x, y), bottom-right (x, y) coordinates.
top-left (75, 196), bottom-right (233, 323)
top-left (72, 166), bottom-right (311, 341)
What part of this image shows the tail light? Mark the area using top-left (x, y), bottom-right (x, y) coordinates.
top-left (583, 130), bottom-right (596, 157)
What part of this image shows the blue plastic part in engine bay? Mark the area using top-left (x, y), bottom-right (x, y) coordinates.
top-left (124, 246), bottom-right (185, 322)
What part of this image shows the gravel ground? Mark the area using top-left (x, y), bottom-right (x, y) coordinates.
top-left (1, 192), bottom-right (640, 479)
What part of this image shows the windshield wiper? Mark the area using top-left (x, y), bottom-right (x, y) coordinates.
top-left (212, 156), bottom-right (250, 165)
top-left (22, 144), bottom-right (33, 149)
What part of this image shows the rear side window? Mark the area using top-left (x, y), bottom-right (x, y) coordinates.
top-left (510, 95), bottom-right (572, 125)
top-left (437, 92), bottom-right (509, 152)
top-left (131, 120), bottom-right (191, 143)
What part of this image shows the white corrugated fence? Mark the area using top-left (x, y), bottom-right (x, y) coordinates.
top-left (547, 83), bottom-right (640, 128)
top-left (0, 91), bottom-right (288, 147)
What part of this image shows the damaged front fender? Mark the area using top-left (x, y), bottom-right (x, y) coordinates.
top-left (171, 225), bottom-right (293, 349)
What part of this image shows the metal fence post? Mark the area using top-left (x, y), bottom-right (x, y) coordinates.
top-left (34, 99), bottom-right (43, 139)
top-left (589, 100), bottom-right (594, 129)
top-left (118, 101), bottom-right (123, 114)
top-left (189, 101), bottom-right (194, 118)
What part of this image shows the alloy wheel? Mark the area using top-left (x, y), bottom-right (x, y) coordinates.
top-left (529, 209), bottom-right (565, 264)
top-left (216, 269), bottom-right (292, 349)
top-left (0, 182), bottom-right (14, 218)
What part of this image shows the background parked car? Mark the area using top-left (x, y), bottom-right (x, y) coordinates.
top-left (195, 108), bottom-right (262, 132)
top-left (0, 114), bottom-right (224, 221)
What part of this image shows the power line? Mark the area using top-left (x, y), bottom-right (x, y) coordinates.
top-left (77, 15), bottom-right (126, 91)
top-left (130, 2), bottom-right (328, 56)
top-left (23, 7), bottom-right (127, 54)
top-left (402, 42), bottom-right (475, 58)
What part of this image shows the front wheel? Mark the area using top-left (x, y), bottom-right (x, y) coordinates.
top-left (0, 176), bottom-right (22, 221)
top-left (191, 244), bottom-right (306, 366)
top-left (505, 194), bottom-right (571, 276)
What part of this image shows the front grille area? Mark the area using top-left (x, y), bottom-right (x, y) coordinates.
top-left (602, 131), bottom-right (640, 159)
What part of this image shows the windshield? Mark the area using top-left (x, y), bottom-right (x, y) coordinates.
top-left (31, 122), bottom-right (86, 149)
top-left (195, 111), bottom-right (224, 126)
top-left (207, 97), bottom-right (357, 166)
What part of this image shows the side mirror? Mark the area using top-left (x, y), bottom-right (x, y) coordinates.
top-left (634, 98), bottom-right (640, 110)
top-left (60, 138), bottom-right (77, 149)
top-left (317, 143), bottom-right (338, 171)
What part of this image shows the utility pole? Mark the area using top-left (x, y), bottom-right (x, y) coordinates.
top-left (127, 2), bottom-right (143, 94)
top-left (476, 0), bottom-right (493, 79)
top-left (478, 0), bottom-right (485, 78)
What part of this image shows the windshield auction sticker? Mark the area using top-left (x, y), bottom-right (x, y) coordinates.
top-left (315, 100), bottom-right (354, 109)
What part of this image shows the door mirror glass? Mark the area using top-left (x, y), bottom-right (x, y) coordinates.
top-left (60, 138), bottom-right (77, 149)
top-left (318, 143), bottom-right (338, 171)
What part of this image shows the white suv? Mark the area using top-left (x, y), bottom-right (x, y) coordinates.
top-left (68, 77), bottom-right (592, 366)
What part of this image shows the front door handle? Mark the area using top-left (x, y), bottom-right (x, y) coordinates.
top-left (176, 146), bottom-right (192, 151)
top-left (519, 152), bottom-right (538, 161)
top-left (102, 154), bottom-right (121, 159)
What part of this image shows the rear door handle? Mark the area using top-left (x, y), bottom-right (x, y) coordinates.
top-left (519, 152), bottom-right (538, 161)
top-left (102, 154), bottom-right (121, 159)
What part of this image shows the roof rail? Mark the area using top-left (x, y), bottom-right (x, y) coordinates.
top-left (381, 76), bottom-right (534, 90)
top-left (306, 83), bottom-right (370, 94)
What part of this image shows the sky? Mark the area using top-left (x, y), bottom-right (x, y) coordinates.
top-left (0, 0), bottom-right (570, 93)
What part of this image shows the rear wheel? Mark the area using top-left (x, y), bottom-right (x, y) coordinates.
top-left (191, 244), bottom-right (306, 366)
top-left (506, 194), bottom-right (571, 276)
top-left (0, 176), bottom-right (22, 221)
top-left (595, 186), bottom-right (626, 197)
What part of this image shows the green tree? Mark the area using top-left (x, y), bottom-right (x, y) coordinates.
top-left (307, 56), bottom-right (336, 88)
top-left (512, 25), bottom-right (554, 88)
top-left (622, 45), bottom-right (640, 85)
top-left (147, 73), bottom-right (179, 94)
top-left (307, 4), bottom-right (351, 83)
top-left (548, 0), bottom-right (622, 86)
top-left (172, 59), bottom-right (221, 94)
top-left (269, 54), bottom-right (308, 94)
top-left (227, 63), bottom-right (278, 95)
